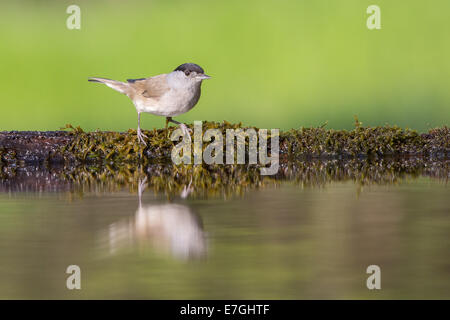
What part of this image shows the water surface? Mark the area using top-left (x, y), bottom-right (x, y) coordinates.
top-left (0, 164), bottom-right (448, 299)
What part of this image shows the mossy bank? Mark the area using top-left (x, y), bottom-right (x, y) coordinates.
top-left (0, 122), bottom-right (448, 167)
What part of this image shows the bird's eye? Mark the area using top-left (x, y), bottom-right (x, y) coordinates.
top-left (184, 70), bottom-right (190, 76)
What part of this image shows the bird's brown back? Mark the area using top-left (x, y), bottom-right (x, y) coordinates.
top-left (127, 74), bottom-right (170, 101)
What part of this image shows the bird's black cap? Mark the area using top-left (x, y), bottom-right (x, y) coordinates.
top-left (174, 63), bottom-right (205, 74)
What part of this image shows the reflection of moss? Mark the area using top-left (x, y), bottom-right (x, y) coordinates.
top-left (54, 158), bottom-right (447, 198)
top-left (279, 158), bottom-right (448, 187)
top-left (62, 163), bottom-right (272, 198)
top-left (61, 122), bottom-right (448, 165)
top-left (1, 157), bottom-right (447, 197)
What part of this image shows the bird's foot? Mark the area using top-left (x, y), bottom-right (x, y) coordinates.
top-left (179, 123), bottom-right (192, 142)
top-left (137, 128), bottom-right (148, 146)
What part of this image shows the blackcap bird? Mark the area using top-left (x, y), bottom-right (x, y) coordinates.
top-left (89, 63), bottom-right (211, 145)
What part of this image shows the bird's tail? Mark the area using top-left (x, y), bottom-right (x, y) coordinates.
top-left (88, 77), bottom-right (130, 95)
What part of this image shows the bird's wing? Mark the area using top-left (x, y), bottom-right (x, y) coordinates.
top-left (127, 74), bottom-right (170, 100)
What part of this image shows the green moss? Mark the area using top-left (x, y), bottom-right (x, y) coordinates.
top-left (0, 148), bottom-right (17, 163)
top-left (60, 121), bottom-right (264, 165)
top-left (281, 124), bottom-right (448, 158)
top-left (52, 121), bottom-right (448, 197)
top-left (61, 121), bottom-right (448, 167)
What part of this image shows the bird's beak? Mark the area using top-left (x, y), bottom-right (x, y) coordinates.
top-left (197, 74), bottom-right (211, 80)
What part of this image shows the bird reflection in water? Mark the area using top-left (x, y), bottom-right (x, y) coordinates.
top-left (102, 177), bottom-right (206, 260)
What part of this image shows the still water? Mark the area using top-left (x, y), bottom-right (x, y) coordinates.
top-left (0, 167), bottom-right (448, 299)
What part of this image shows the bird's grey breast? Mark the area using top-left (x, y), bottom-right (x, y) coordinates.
top-left (161, 75), bottom-right (202, 115)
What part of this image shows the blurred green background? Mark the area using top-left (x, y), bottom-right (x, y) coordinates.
top-left (0, 0), bottom-right (449, 132)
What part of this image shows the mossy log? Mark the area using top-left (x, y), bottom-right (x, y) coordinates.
top-left (1, 122), bottom-right (448, 196)
top-left (0, 122), bottom-right (448, 166)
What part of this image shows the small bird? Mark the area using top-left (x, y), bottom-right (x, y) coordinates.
top-left (88, 63), bottom-right (211, 145)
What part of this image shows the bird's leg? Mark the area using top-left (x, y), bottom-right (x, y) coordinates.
top-left (165, 117), bottom-right (171, 131)
top-left (136, 112), bottom-right (148, 146)
top-left (168, 118), bottom-right (192, 142)
top-left (165, 117), bottom-right (171, 139)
